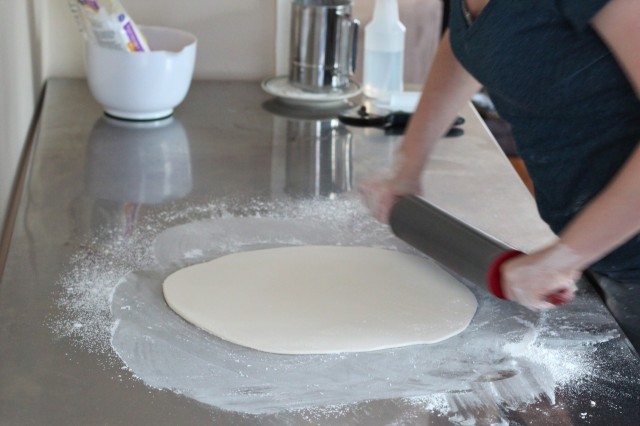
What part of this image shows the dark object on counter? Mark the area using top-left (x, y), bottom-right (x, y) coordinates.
top-left (338, 106), bottom-right (465, 136)
top-left (586, 271), bottom-right (640, 356)
top-left (389, 195), bottom-right (570, 304)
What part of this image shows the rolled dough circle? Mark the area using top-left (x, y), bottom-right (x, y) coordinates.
top-left (162, 246), bottom-right (477, 354)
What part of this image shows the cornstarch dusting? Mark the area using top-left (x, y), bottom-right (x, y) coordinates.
top-left (50, 195), bottom-right (631, 422)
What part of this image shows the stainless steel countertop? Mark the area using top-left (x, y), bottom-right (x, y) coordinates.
top-left (1, 78), bottom-right (639, 425)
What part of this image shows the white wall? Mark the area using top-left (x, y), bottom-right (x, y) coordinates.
top-left (0, 0), bottom-right (45, 243)
top-left (44, 0), bottom-right (441, 81)
top-left (47, 0), bottom-right (277, 80)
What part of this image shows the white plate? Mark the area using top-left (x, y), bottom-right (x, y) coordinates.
top-left (261, 76), bottom-right (361, 107)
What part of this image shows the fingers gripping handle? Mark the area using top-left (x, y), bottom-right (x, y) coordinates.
top-left (487, 250), bottom-right (570, 305)
top-left (486, 250), bottom-right (522, 299)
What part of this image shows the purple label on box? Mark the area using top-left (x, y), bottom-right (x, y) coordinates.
top-left (80, 0), bottom-right (100, 11)
top-left (123, 22), bottom-right (145, 52)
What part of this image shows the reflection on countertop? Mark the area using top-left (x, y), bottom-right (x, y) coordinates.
top-left (264, 99), bottom-right (353, 199)
top-left (85, 115), bottom-right (192, 236)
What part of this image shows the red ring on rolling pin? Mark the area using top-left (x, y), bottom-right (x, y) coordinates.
top-left (486, 250), bottom-right (523, 299)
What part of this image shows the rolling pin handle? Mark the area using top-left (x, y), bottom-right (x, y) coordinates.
top-left (486, 250), bottom-right (569, 306)
top-left (486, 250), bottom-right (523, 299)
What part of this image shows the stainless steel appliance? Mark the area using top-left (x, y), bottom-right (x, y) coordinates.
top-left (289, 0), bottom-right (359, 93)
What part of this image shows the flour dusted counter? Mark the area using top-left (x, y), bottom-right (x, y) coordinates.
top-left (1, 78), bottom-right (638, 425)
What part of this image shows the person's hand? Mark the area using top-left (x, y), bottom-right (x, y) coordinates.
top-left (500, 243), bottom-right (584, 310)
top-left (359, 176), bottom-right (421, 224)
top-left (359, 154), bottom-right (422, 224)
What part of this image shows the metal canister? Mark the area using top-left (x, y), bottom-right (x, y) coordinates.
top-left (289, 0), bottom-right (359, 93)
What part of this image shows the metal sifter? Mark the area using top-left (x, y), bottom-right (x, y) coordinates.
top-left (289, 0), bottom-right (360, 93)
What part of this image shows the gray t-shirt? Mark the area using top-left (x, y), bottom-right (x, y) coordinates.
top-left (449, 0), bottom-right (640, 280)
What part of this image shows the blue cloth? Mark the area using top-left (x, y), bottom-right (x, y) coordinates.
top-left (449, 0), bottom-right (640, 281)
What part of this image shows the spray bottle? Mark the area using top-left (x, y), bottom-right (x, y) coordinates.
top-left (363, 0), bottom-right (406, 100)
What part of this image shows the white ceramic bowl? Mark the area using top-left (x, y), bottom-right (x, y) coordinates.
top-left (85, 26), bottom-right (197, 120)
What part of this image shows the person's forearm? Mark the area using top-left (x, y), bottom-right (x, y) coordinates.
top-left (556, 144), bottom-right (640, 269)
top-left (397, 30), bottom-right (482, 180)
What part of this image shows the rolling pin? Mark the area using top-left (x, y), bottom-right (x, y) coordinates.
top-left (388, 195), bottom-right (568, 304)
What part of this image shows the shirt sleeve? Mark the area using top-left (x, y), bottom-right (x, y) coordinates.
top-left (555, 0), bottom-right (611, 31)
